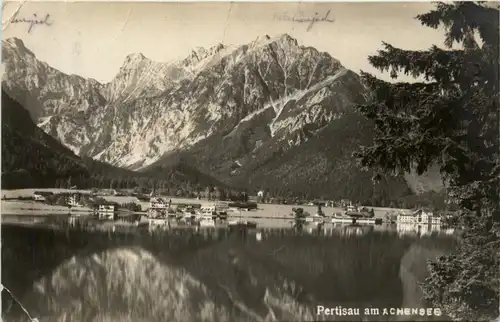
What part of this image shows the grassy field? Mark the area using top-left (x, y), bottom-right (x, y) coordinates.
top-left (1, 200), bottom-right (93, 215)
top-left (1, 189), bottom-right (410, 219)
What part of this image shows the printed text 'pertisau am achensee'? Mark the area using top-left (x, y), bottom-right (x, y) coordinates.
top-left (316, 306), bottom-right (442, 317)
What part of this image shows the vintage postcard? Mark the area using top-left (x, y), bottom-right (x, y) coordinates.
top-left (1, 1), bottom-right (498, 322)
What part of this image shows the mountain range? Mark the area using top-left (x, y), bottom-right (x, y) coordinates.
top-left (1, 34), bottom-right (444, 203)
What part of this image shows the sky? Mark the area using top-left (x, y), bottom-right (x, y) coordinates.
top-left (2, 1), bottom-right (448, 83)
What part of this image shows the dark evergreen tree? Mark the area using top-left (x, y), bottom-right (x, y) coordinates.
top-left (354, 2), bottom-right (499, 320)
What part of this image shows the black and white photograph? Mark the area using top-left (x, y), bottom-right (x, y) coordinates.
top-left (1, 1), bottom-right (499, 321)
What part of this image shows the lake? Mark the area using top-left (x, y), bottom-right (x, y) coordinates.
top-left (1, 214), bottom-right (458, 322)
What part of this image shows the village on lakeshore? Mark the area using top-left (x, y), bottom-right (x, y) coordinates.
top-left (1, 187), bottom-right (457, 237)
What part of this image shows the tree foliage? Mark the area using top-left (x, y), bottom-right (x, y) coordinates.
top-left (82, 157), bottom-right (232, 197)
top-left (354, 2), bottom-right (499, 320)
top-left (1, 90), bottom-right (90, 189)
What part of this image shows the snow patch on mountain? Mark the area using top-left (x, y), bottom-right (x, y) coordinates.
top-left (37, 116), bottom-right (53, 128)
top-left (269, 68), bottom-right (348, 137)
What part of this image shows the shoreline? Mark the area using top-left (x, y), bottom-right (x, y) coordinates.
top-left (1, 188), bottom-right (411, 220)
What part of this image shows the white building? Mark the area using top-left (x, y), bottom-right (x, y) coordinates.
top-left (397, 212), bottom-right (414, 223)
top-left (68, 194), bottom-right (84, 207)
top-left (96, 202), bottom-right (116, 221)
top-left (397, 209), bottom-right (441, 225)
top-left (200, 205), bottom-right (216, 214)
top-left (98, 204), bottom-right (116, 213)
top-left (149, 197), bottom-right (169, 210)
top-left (430, 215), bottom-right (441, 225)
top-left (346, 205), bottom-right (358, 212)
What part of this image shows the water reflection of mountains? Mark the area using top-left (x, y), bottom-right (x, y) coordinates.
top-left (2, 222), bottom-right (456, 322)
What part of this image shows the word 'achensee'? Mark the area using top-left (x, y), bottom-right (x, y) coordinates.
top-left (316, 306), bottom-right (442, 317)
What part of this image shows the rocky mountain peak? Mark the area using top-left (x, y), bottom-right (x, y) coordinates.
top-left (2, 37), bottom-right (107, 120)
top-left (120, 53), bottom-right (148, 69)
top-left (252, 33), bottom-right (299, 48)
top-left (253, 34), bottom-right (272, 43)
top-left (2, 37), bottom-right (36, 57)
top-left (183, 43), bottom-right (227, 66)
top-left (4, 37), bottom-right (25, 47)
top-left (273, 33), bottom-right (299, 46)
top-left (189, 47), bottom-right (207, 62)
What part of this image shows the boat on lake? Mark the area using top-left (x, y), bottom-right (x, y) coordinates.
top-left (228, 206), bottom-right (258, 228)
top-left (355, 217), bottom-right (376, 224)
top-left (331, 213), bottom-right (354, 223)
top-left (227, 201), bottom-right (258, 211)
top-left (305, 214), bottom-right (326, 223)
top-left (228, 220), bottom-right (257, 229)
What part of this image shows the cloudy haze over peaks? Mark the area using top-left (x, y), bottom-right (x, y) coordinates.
top-left (2, 1), bottom-right (445, 83)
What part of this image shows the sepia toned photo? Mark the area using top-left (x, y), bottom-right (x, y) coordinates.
top-left (1, 1), bottom-right (499, 321)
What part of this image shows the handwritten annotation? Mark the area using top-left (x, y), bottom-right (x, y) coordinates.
top-left (274, 10), bottom-right (335, 31)
top-left (10, 13), bottom-right (52, 33)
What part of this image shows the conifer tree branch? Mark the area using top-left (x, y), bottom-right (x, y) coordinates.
top-left (353, 2), bottom-right (499, 318)
top-left (417, 2), bottom-right (499, 48)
